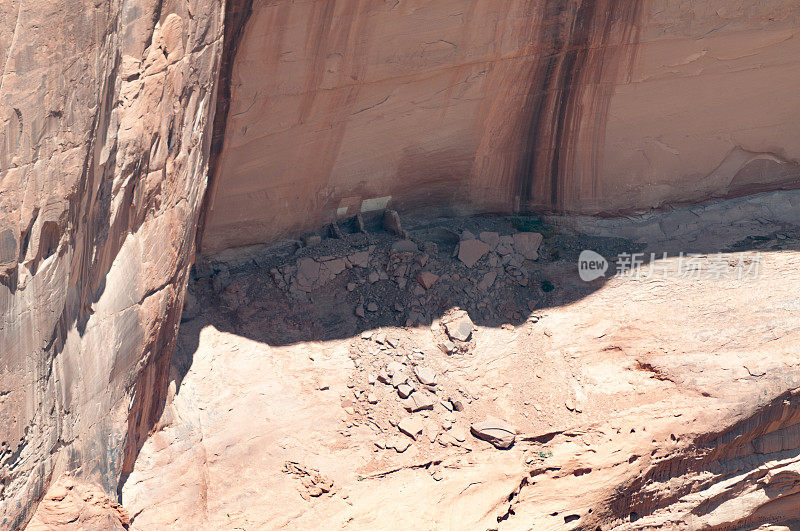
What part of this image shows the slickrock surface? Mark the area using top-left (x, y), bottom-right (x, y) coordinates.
top-left (123, 208), bottom-right (800, 529)
top-left (0, 1), bottom-right (223, 528)
top-left (26, 476), bottom-right (130, 530)
top-left (2, 1), bottom-right (800, 529)
top-left (201, 1), bottom-right (800, 252)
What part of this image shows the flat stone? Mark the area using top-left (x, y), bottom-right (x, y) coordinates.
top-left (479, 231), bottom-right (499, 249)
top-left (324, 258), bottom-right (346, 276)
top-left (445, 313), bottom-right (474, 342)
top-left (458, 239), bottom-right (490, 268)
top-left (383, 209), bottom-right (404, 236)
top-left (354, 304), bottom-right (365, 318)
top-left (438, 340), bottom-right (456, 354)
top-left (349, 250), bottom-right (370, 268)
top-left (451, 428), bottom-right (467, 443)
top-left (367, 302), bottom-right (378, 312)
top-left (368, 271), bottom-right (380, 283)
top-left (397, 416), bottom-right (425, 441)
top-left (471, 417), bottom-right (516, 449)
top-left (386, 436), bottom-right (411, 453)
top-left (460, 230), bottom-right (476, 240)
top-left (391, 372), bottom-right (408, 388)
top-left (397, 384), bottom-right (414, 399)
top-left (512, 232), bottom-right (543, 260)
top-left (406, 392), bottom-right (435, 412)
top-left (414, 366), bottom-right (437, 386)
top-left (355, 214), bottom-right (366, 232)
top-left (367, 393), bottom-right (378, 404)
top-left (386, 361), bottom-right (404, 376)
top-left (390, 239), bottom-right (418, 254)
top-left (416, 272), bottom-right (439, 290)
top-left (438, 432), bottom-right (457, 447)
top-left (398, 416), bottom-right (424, 440)
top-left (478, 271), bottom-right (497, 291)
top-left (296, 257), bottom-right (320, 286)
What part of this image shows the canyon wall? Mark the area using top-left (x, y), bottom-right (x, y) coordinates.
top-left (0, 0), bottom-right (223, 527)
top-left (1, 0), bottom-right (799, 528)
top-left (200, 0), bottom-right (800, 254)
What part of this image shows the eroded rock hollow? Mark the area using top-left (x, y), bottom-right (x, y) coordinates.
top-left (1, 0), bottom-right (799, 529)
top-left (200, 0), bottom-right (800, 252)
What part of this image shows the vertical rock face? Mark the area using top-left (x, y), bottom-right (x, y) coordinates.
top-left (0, 0), bottom-right (799, 527)
top-left (0, 0), bottom-right (223, 527)
top-left (200, 0), bottom-right (800, 254)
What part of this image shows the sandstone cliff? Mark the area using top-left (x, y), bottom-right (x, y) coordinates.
top-left (201, 0), bottom-right (800, 253)
top-left (1, 0), bottom-right (799, 529)
top-left (0, 0), bottom-right (223, 527)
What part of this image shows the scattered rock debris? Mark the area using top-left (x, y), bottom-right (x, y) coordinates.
top-left (283, 461), bottom-right (335, 500)
top-left (188, 212), bottom-right (637, 468)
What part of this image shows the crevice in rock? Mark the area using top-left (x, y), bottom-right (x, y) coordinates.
top-left (195, 0), bottom-right (254, 252)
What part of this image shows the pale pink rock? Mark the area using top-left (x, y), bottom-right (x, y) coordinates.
top-left (416, 272), bottom-right (439, 290)
top-left (458, 240), bottom-right (490, 268)
top-left (512, 232), bottom-right (544, 261)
